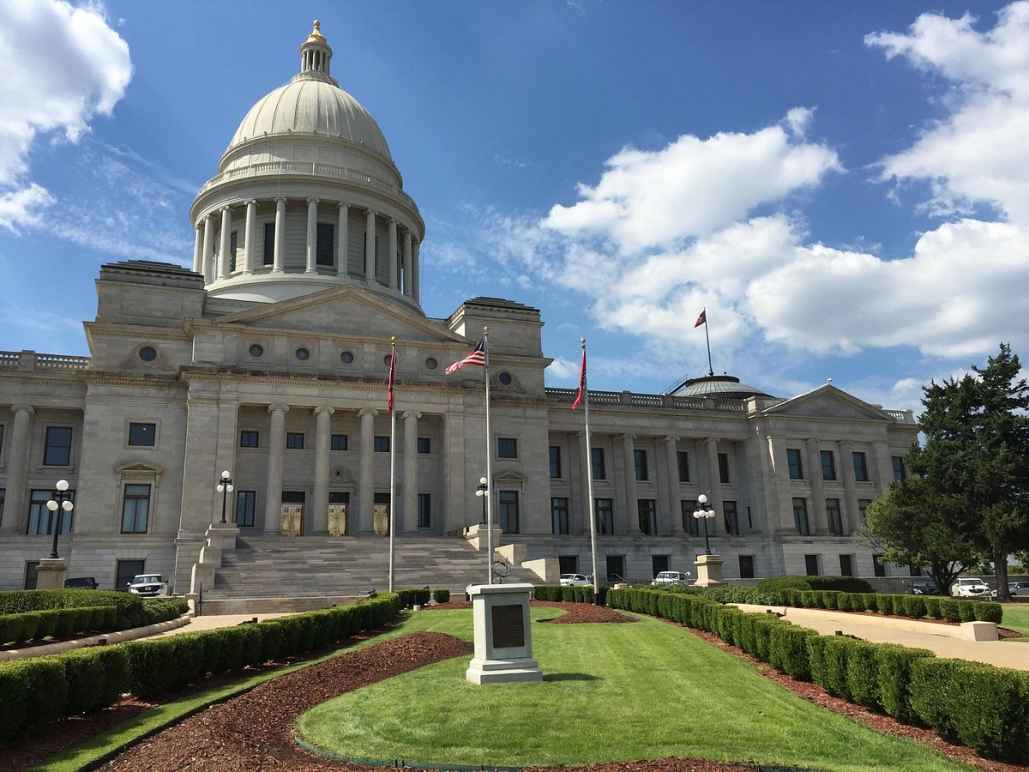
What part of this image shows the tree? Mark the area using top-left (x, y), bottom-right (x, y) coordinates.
top-left (865, 477), bottom-right (976, 594)
top-left (912, 343), bottom-right (1029, 601)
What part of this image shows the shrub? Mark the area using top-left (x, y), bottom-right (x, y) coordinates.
top-left (0, 658), bottom-right (67, 740)
top-left (836, 593), bottom-right (851, 611)
top-left (60, 646), bottom-right (130, 714)
top-left (876, 644), bottom-right (934, 723)
top-left (923, 597), bottom-right (941, 619)
top-left (768, 625), bottom-right (815, 680)
top-left (432, 589), bottom-right (450, 604)
top-left (848, 593), bottom-right (866, 612)
top-left (140, 598), bottom-right (188, 626)
top-left (974, 602), bottom-right (1002, 623)
top-left (875, 594), bottom-right (893, 615)
top-left (0, 605), bottom-right (119, 645)
top-left (820, 591), bottom-right (839, 610)
top-left (844, 640), bottom-right (880, 710)
top-left (902, 596), bottom-right (926, 619)
top-left (820, 636), bottom-right (853, 698)
top-left (806, 635), bottom-right (827, 686)
top-left (939, 598), bottom-right (960, 622)
top-left (862, 592), bottom-right (878, 612)
top-left (756, 576), bottom-right (873, 594)
top-left (958, 601), bottom-right (977, 623)
top-left (396, 587), bottom-right (431, 608)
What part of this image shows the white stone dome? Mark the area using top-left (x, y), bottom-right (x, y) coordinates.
top-left (227, 78), bottom-right (392, 162)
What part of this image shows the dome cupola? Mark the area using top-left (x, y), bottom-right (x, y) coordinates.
top-left (299, 20), bottom-right (333, 81)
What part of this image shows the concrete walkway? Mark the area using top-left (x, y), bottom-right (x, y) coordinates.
top-left (734, 604), bottom-right (1029, 671)
top-left (155, 612), bottom-right (294, 637)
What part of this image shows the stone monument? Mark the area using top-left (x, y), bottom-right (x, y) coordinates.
top-left (465, 583), bottom-right (543, 684)
top-left (693, 553), bottom-right (723, 587)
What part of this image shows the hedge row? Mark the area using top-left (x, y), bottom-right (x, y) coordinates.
top-left (773, 589), bottom-right (1002, 624)
top-left (0, 594), bottom-right (399, 741)
top-left (0, 597), bottom-right (187, 646)
top-left (607, 588), bottom-right (1029, 762)
top-left (756, 575), bottom-right (875, 594)
top-left (396, 588), bottom-right (432, 608)
top-left (533, 585), bottom-right (596, 603)
top-left (0, 589), bottom-right (146, 628)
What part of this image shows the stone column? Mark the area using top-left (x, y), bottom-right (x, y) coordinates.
top-left (403, 411), bottom-right (420, 531)
top-left (664, 435), bottom-right (681, 534)
top-left (365, 209), bottom-right (377, 282)
top-left (0, 405), bottom-right (33, 533)
top-left (313, 405), bottom-right (334, 534)
top-left (874, 440), bottom-right (893, 494)
top-left (358, 407), bottom-right (377, 533)
top-left (218, 205), bottom-right (232, 279)
top-left (412, 240), bottom-right (420, 302)
top-left (192, 225), bottom-right (202, 273)
top-left (336, 202), bottom-right (349, 275)
top-left (263, 403), bottom-right (289, 533)
top-left (621, 433), bottom-right (637, 534)
top-left (243, 199), bottom-right (256, 274)
top-left (705, 437), bottom-right (723, 532)
top-left (306, 198), bottom-right (319, 273)
top-left (403, 229), bottom-right (413, 296)
top-left (839, 440), bottom-right (858, 535)
top-left (202, 214), bottom-right (214, 283)
top-left (388, 218), bottom-right (399, 289)
top-left (767, 435), bottom-right (795, 532)
top-left (441, 411), bottom-right (467, 532)
top-left (806, 438), bottom-right (827, 534)
top-left (210, 399), bottom-right (240, 525)
top-left (273, 197), bottom-right (286, 272)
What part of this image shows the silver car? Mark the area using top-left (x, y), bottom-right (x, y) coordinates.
top-left (127, 573), bottom-right (169, 597)
top-left (652, 570), bottom-right (691, 586)
top-left (559, 573), bottom-right (591, 587)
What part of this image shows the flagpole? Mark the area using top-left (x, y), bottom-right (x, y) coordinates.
top-left (581, 337), bottom-right (600, 600)
top-left (703, 308), bottom-right (714, 377)
top-left (388, 337), bottom-right (397, 593)
top-left (483, 326), bottom-right (494, 585)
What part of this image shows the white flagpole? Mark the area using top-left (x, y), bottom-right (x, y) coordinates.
top-left (484, 326), bottom-right (494, 585)
top-left (387, 338), bottom-right (397, 593)
top-left (582, 337), bottom-right (600, 599)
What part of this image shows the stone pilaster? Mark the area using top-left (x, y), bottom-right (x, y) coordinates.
top-left (403, 229), bottom-right (413, 296)
top-left (218, 206), bottom-right (232, 279)
top-left (337, 202), bottom-right (349, 275)
top-left (839, 440), bottom-right (858, 535)
top-left (263, 403), bottom-right (289, 533)
top-left (874, 440), bottom-right (894, 495)
top-left (243, 199), bottom-right (257, 274)
top-left (705, 437), bottom-right (722, 534)
top-left (621, 433), bottom-right (637, 535)
top-left (412, 239), bottom-right (420, 302)
top-left (273, 198), bottom-right (286, 272)
top-left (202, 214), bottom-right (214, 283)
top-left (305, 198), bottom-right (319, 273)
top-left (312, 405), bottom-right (334, 534)
top-left (388, 218), bottom-right (398, 289)
top-left (767, 435), bottom-right (795, 532)
top-left (192, 225), bottom-right (202, 273)
top-left (442, 410), bottom-right (467, 532)
top-left (806, 438), bottom-right (827, 534)
top-left (365, 209), bottom-right (377, 282)
top-left (0, 404), bottom-right (33, 533)
top-left (358, 407), bottom-right (377, 533)
top-left (178, 396), bottom-right (219, 535)
top-left (403, 410), bottom-right (420, 531)
top-left (211, 399), bottom-right (239, 525)
top-left (664, 435), bottom-right (681, 534)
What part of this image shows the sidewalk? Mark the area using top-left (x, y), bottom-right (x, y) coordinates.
top-left (156, 612), bottom-right (294, 637)
top-left (734, 604), bottom-right (1029, 671)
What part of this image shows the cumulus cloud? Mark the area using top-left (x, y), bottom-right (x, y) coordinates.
top-left (0, 0), bottom-right (131, 227)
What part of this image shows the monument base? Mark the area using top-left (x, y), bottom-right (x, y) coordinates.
top-left (465, 583), bottom-right (543, 685)
top-left (36, 557), bottom-right (67, 589)
top-left (694, 553), bottom-right (723, 587)
top-left (466, 655), bottom-right (543, 684)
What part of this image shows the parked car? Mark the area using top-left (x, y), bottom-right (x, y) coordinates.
top-left (950, 577), bottom-right (991, 598)
top-left (1008, 581), bottom-right (1029, 596)
top-left (127, 574), bottom-right (170, 597)
top-left (64, 576), bottom-right (99, 589)
top-left (652, 570), bottom-right (691, 587)
top-left (607, 573), bottom-right (629, 589)
top-left (559, 573), bottom-right (591, 587)
top-left (910, 580), bottom-right (937, 595)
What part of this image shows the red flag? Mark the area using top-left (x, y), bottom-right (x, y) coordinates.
top-left (694, 309), bottom-right (706, 328)
top-left (386, 345), bottom-right (396, 412)
top-left (571, 348), bottom-right (587, 411)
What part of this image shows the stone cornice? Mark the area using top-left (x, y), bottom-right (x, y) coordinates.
top-left (84, 321), bottom-right (192, 342)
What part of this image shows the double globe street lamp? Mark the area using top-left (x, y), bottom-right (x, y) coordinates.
top-left (216, 470), bottom-right (234, 525)
top-left (46, 479), bottom-right (74, 560)
top-left (474, 476), bottom-right (488, 525)
top-left (692, 493), bottom-right (717, 555)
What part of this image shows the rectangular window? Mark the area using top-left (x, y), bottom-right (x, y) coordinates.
top-left (262, 222), bottom-right (275, 265)
top-left (839, 554), bottom-right (854, 577)
top-left (121, 484), bottom-right (151, 533)
top-left (497, 437), bottom-right (518, 459)
top-left (820, 450), bottom-right (836, 480)
top-left (286, 432), bottom-right (305, 449)
top-left (634, 449), bottom-right (649, 481)
top-left (652, 555), bottom-right (669, 577)
top-left (417, 437), bottom-right (431, 454)
top-left (595, 498), bottom-right (614, 535)
top-left (229, 230), bottom-right (238, 272)
top-left (24, 561), bottom-right (39, 590)
top-left (827, 498), bottom-right (845, 535)
top-left (739, 555), bottom-right (755, 579)
top-left (804, 554), bottom-right (820, 576)
top-left (682, 499), bottom-right (699, 536)
top-left (677, 451), bottom-right (690, 482)
top-left (606, 554), bottom-right (625, 582)
top-left (27, 488), bottom-right (74, 535)
top-left (723, 500), bottom-right (739, 536)
top-left (591, 447), bottom-right (606, 479)
top-left (858, 499), bottom-right (872, 524)
top-left (787, 448), bottom-right (804, 480)
top-left (235, 490), bottom-right (256, 527)
top-left (873, 554), bottom-right (886, 577)
top-left (718, 452), bottom-right (730, 484)
top-left (374, 435), bottom-right (391, 453)
top-left (551, 496), bottom-right (570, 535)
top-left (240, 430), bottom-right (259, 448)
top-left (549, 446), bottom-right (562, 479)
top-left (115, 559), bottom-right (145, 591)
top-left (316, 222), bottom-right (335, 266)
top-left (417, 493), bottom-right (431, 529)
top-left (852, 451), bottom-right (869, 482)
top-left (793, 497), bottom-right (810, 536)
top-left (128, 422), bottom-right (156, 447)
top-left (498, 490), bottom-right (519, 533)
top-left (892, 455), bottom-right (907, 481)
top-left (637, 498), bottom-right (656, 535)
top-left (331, 433), bottom-right (348, 451)
top-left (559, 555), bottom-right (578, 575)
top-left (43, 426), bottom-right (73, 466)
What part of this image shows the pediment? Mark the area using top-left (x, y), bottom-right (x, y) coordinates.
top-left (763, 384), bottom-right (893, 421)
top-left (213, 286), bottom-right (464, 344)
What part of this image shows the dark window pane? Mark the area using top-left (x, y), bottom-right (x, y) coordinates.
top-left (128, 422), bottom-right (156, 447)
top-left (263, 222), bottom-right (275, 265)
top-left (682, 499), bottom-right (699, 536)
top-left (235, 490), bottom-right (256, 527)
top-left (827, 498), bottom-right (845, 535)
top-left (548, 446), bottom-right (561, 478)
top-left (551, 496), bottom-right (569, 535)
top-left (858, 499), bottom-right (871, 524)
top-left (606, 554), bottom-right (625, 582)
top-left (115, 559), bottom-right (145, 590)
top-left (240, 430), bottom-right (259, 448)
top-left (723, 500), bottom-right (739, 536)
top-left (43, 426), bottom-right (72, 466)
top-left (558, 555), bottom-right (578, 574)
top-left (637, 499), bottom-right (656, 535)
top-left (839, 554), bottom-right (854, 577)
top-left (417, 493), bottom-right (431, 528)
top-left (677, 451), bottom-right (690, 482)
top-left (820, 450), bottom-right (836, 480)
top-left (873, 554), bottom-right (886, 577)
top-left (27, 488), bottom-right (74, 535)
top-left (634, 449), bottom-right (648, 481)
top-left (805, 554), bottom-right (820, 576)
top-left (651, 555), bottom-right (669, 578)
top-left (417, 437), bottom-right (431, 454)
top-left (739, 555), bottom-right (755, 579)
top-left (121, 483), bottom-right (151, 533)
top-left (591, 447), bottom-right (606, 479)
top-left (787, 448), bottom-right (804, 480)
top-left (497, 437), bottom-right (517, 459)
top-left (718, 452), bottom-right (730, 484)
top-left (374, 436), bottom-right (391, 453)
top-left (852, 451), bottom-right (869, 482)
top-left (792, 498), bottom-right (810, 535)
top-left (595, 498), bottom-right (613, 535)
top-left (498, 490), bottom-right (519, 533)
top-left (331, 434), bottom-right (348, 451)
top-left (892, 456), bottom-right (906, 481)
top-left (316, 222), bottom-right (334, 266)
top-left (286, 432), bottom-right (305, 449)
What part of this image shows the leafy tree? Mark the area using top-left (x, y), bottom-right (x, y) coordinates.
top-left (910, 343), bottom-right (1029, 601)
top-left (865, 478), bottom-right (976, 594)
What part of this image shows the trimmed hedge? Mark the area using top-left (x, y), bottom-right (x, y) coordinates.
top-left (0, 593), bottom-right (400, 740)
top-left (756, 575), bottom-right (874, 594)
top-left (396, 588), bottom-right (431, 608)
top-left (532, 585), bottom-right (595, 603)
top-left (432, 589), bottom-right (450, 604)
top-left (0, 605), bottom-right (120, 645)
top-left (0, 589), bottom-right (145, 628)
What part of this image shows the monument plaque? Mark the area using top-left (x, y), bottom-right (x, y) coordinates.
top-left (491, 604), bottom-right (525, 649)
top-left (465, 583), bottom-right (543, 684)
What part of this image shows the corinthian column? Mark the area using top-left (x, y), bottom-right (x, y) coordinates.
top-left (202, 214), bottom-right (214, 282)
top-left (664, 435), bottom-right (681, 533)
top-left (263, 403), bottom-right (289, 533)
top-left (306, 198), bottom-right (319, 273)
top-left (622, 433), bottom-right (637, 535)
top-left (412, 239), bottom-right (420, 302)
top-left (365, 209), bottom-right (377, 282)
top-left (0, 405), bottom-right (33, 533)
top-left (313, 405), bottom-right (334, 534)
top-left (243, 199), bottom-right (256, 273)
top-left (358, 407), bottom-right (377, 533)
top-left (273, 198), bottom-right (286, 272)
top-left (839, 440), bottom-right (858, 535)
top-left (337, 202), bottom-right (349, 275)
top-left (388, 218), bottom-right (399, 289)
top-left (192, 225), bottom-right (202, 273)
top-left (403, 411), bottom-right (420, 531)
top-left (218, 206), bottom-right (232, 279)
top-left (806, 438), bottom-right (827, 534)
top-left (403, 229), bottom-right (413, 296)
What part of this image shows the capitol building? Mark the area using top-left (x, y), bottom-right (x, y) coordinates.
top-left (0, 24), bottom-right (918, 605)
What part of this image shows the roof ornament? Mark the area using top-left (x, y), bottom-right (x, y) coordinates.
top-left (299, 19), bottom-right (333, 80)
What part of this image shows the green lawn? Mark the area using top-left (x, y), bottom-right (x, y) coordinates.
top-left (296, 608), bottom-right (963, 771)
top-left (1001, 603), bottom-right (1029, 638)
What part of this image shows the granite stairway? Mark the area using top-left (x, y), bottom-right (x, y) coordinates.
top-left (200, 535), bottom-right (539, 614)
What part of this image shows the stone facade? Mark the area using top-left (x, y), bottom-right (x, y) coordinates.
top-left (0, 22), bottom-right (920, 593)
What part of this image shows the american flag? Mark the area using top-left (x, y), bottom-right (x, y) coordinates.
top-left (445, 337), bottom-right (487, 375)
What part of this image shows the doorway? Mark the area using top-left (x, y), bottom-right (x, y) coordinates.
top-left (651, 554), bottom-right (669, 578)
top-left (328, 491), bottom-right (350, 536)
top-left (606, 554), bottom-right (625, 583)
top-left (280, 491), bottom-right (305, 536)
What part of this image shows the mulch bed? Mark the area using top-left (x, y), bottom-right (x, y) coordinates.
top-left (424, 600), bottom-right (635, 624)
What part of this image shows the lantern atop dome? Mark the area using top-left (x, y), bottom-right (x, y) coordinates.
top-left (299, 19), bottom-right (333, 81)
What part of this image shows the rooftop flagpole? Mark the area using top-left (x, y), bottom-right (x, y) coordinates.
top-left (483, 326), bottom-right (494, 585)
top-left (701, 307), bottom-right (714, 377)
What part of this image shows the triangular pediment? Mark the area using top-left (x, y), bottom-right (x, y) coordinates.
top-left (763, 384), bottom-right (894, 421)
top-left (213, 286), bottom-right (465, 343)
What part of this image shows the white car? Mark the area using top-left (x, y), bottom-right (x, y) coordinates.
top-left (127, 573), bottom-right (170, 597)
top-left (950, 577), bottom-right (991, 598)
top-left (559, 574), bottom-right (591, 587)
top-left (652, 570), bottom-right (691, 586)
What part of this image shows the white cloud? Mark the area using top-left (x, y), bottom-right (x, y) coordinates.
top-left (545, 356), bottom-right (579, 382)
top-left (0, 0), bottom-right (131, 227)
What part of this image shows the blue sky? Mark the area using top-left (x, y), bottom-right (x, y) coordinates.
top-left (2, 1), bottom-right (1028, 412)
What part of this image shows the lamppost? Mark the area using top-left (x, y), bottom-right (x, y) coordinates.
top-left (474, 476), bottom-right (488, 525)
top-left (692, 493), bottom-right (716, 555)
top-left (216, 470), bottom-right (234, 525)
top-left (46, 480), bottom-right (74, 559)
